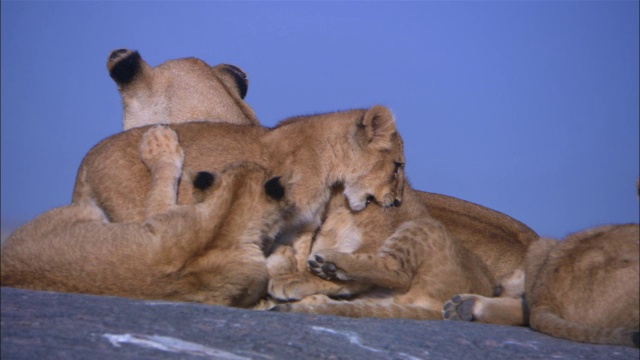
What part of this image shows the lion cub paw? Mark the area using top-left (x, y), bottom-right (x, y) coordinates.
top-left (268, 274), bottom-right (314, 301)
top-left (269, 294), bottom-right (331, 312)
top-left (307, 250), bottom-right (348, 281)
top-left (140, 125), bottom-right (184, 172)
top-left (443, 294), bottom-right (479, 322)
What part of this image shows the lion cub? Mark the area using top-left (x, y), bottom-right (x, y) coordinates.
top-left (268, 183), bottom-right (496, 319)
top-left (107, 48), bottom-right (259, 130)
top-left (1, 126), bottom-right (291, 308)
top-left (444, 224), bottom-right (639, 348)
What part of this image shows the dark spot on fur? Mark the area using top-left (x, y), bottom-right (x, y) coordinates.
top-left (444, 301), bottom-right (453, 312)
top-left (265, 176), bottom-right (285, 200)
top-left (193, 172), bottom-right (215, 190)
top-left (494, 285), bottom-right (503, 297)
top-left (260, 235), bottom-right (276, 257)
top-left (108, 49), bottom-right (129, 61)
top-left (322, 262), bottom-right (337, 275)
top-left (521, 296), bottom-right (530, 325)
top-left (457, 299), bottom-right (476, 321)
top-left (109, 50), bottom-right (142, 85)
top-left (221, 64), bottom-right (249, 99)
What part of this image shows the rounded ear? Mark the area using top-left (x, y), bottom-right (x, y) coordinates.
top-left (212, 64), bottom-right (249, 99)
top-left (359, 105), bottom-right (397, 150)
top-left (193, 171), bottom-right (215, 190)
top-left (264, 176), bottom-right (285, 201)
top-left (107, 49), bottom-right (145, 86)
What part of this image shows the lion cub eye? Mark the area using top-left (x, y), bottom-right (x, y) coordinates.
top-left (393, 162), bottom-right (404, 177)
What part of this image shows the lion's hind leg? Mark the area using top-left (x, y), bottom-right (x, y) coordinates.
top-left (530, 305), bottom-right (639, 347)
top-left (139, 125), bottom-right (185, 218)
top-left (134, 125), bottom-right (214, 268)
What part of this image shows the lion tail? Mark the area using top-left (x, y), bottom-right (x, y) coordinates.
top-left (530, 306), bottom-right (639, 348)
top-left (71, 166), bottom-right (92, 204)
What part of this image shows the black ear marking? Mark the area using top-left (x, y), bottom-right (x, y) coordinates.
top-left (265, 176), bottom-right (285, 200)
top-left (219, 64), bottom-right (249, 99)
top-left (193, 171), bottom-right (215, 190)
top-left (108, 49), bottom-right (130, 62)
top-left (108, 50), bottom-right (142, 85)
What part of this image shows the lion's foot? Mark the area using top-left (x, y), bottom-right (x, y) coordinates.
top-left (443, 294), bottom-right (478, 322)
top-left (307, 249), bottom-right (349, 281)
top-left (140, 125), bottom-right (184, 172)
top-left (269, 294), bottom-right (331, 312)
top-left (444, 294), bottom-right (527, 325)
top-left (266, 245), bottom-right (297, 278)
top-left (268, 273), bottom-right (317, 301)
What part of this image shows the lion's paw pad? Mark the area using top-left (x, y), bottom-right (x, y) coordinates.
top-left (443, 295), bottom-right (476, 322)
top-left (308, 254), bottom-right (338, 280)
top-left (140, 125), bottom-right (184, 170)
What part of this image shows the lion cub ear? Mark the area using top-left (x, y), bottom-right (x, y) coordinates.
top-left (189, 171), bottom-right (216, 203)
top-left (212, 64), bottom-right (249, 100)
top-left (265, 176), bottom-right (285, 201)
top-left (193, 171), bottom-right (216, 190)
top-left (107, 49), bottom-right (150, 87)
top-left (359, 105), bottom-right (397, 151)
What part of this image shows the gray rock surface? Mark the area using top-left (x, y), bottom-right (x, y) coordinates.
top-left (2, 287), bottom-right (637, 359)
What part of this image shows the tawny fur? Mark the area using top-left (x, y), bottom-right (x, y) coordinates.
top-left (417, 192), bottom-right (537, 281)
top-left (1, 126), bottom-right (290, 308)
top-left (100, 53), bottom-right (538, 317)
top-left (107, 49), bottom-right (259, 130)
top-left (72, 107), bottom-right (406, 278)
top-left (105, 52), bottom-right (538, 316)
top-left (108, 49), bottom-right (538, 275)
top-left (444, 224), bottom-right (640, 348)
top-left (268, 184), bottom-right (496, 319)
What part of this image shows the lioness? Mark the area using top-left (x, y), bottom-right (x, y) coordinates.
top-left (444, 224), bottom-right (639, 348)
top-left (1, 126), bottom-right (290, 308)
top-left (268, 182), bottom-right (496, 319)
top-left (107, 49), bottom-right (259, 130)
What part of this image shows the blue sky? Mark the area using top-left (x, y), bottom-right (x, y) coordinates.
top-left (1, 1), bottom-right (638, 239)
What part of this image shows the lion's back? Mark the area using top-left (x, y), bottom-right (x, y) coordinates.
top-left (73, 122), bottom-right (268, 222)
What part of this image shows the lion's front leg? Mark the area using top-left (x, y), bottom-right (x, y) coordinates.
top-left (443, 294), bottom-right (527, 326)
top-left (307, 249), bottom-right (412, 291)
top-left (267, 244), bottom-right (331, 301)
